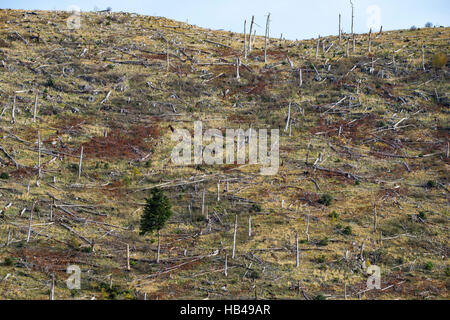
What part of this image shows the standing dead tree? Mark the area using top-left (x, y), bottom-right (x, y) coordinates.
top-left (244, 20), bottom-right (247, 59)
top-left (422, 44), bottom-right (426, 71)
top-left (368, 28), bottom-right (372, 53)
top-left (350, 0), bottom-right (355, 52)
top-left (37, 131), bottom-right (42, 179)
top-left (248, 16), bottom-right (255, 52)
top-left (295, 232), bottom-right (299, 268)
top-left (11, 95), bottom-right (16, 124)
top-left (264, 13), bottom-right (270, 63)
top-left (78, 146), bottom-right (83, 179)
top-left (232, 214), bottom-right (238, 259)
top-left (33, 90), bottom-right (38, 123)
top-left (316, 35), bottom-right (320, 59)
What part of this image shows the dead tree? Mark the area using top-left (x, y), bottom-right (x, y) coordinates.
top-left (26, 202), bottom-right (35, 243)
top-left (224, 254), bottom-right (228, 276)
top-left (50, 274), bottom-right (55, 300)
top-left (166, 38), bottom-right (170, 73)
top-left (202, 188), bottom-right (206, 216)
top-left (232, 214), bottom-right (237, 259)
top-left (373, 204), bottom-right (377, 233)
top-left (316, 35), bottom-right (320, 59)
top-left (78, 146), bottom-right (83, 179)
top-left (33, 91), bottom-right (38, 123)
top-left (235, 57), bottom-right (241, 81)
top-left (126, 244), bottom-right (131, 271)
top-left (368, 28), bottom-right (372, 53)
top-left (295, 232), bottom-right (300, 267)
top-left (248, 16), bottom-right (255, 52)
top-left (244, 20), bottom-right (247, 59)
top-left (350, 0), bottom-right (355, 52)
top-left (284, 103), bottom-right (291, 132)
top-left (299, 68), bottom-right (303, 87)
top-left (422, 45), bottom-right (426, 71)
top-left (37, 131), bottom-right (42, 179)
top-left (156, 230), bottom-right (161, 263)
top-left (217, 181), bottom-right (221, 201)
top-left (11, 95), bottom-right (16, 124)
top-left (264, 13), bottom-right (270, 63)
top-left (346, 38), bottom-right (350, 57)
top-left (248, 214), bottom-right (252, 237)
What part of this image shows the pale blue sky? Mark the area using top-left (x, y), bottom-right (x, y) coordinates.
top-left (1, 0), bottom-right (449, 39)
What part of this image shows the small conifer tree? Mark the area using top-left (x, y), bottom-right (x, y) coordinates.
top-left (140, 188), bottom-right (172, 235)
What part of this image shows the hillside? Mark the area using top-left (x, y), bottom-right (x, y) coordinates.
top-left (0, 9), bottom-right (448, 300)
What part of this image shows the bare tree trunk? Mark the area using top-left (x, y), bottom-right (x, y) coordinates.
top-left (350, 0), bottom-right (355, 52)
top-left (305, 211), bottom-right (310, 242)
top-left (316, 35), bottom-right (320, 59)
top-left (295, 232), bottom-right (299, 268)
top-left (50, 274), bottom-right (55, 300)
top-left (126, 244), bottom-right (131, 271)
top-left (284, 102), bottom-right (291, 132)
top-left (264, 13), bottom-right (270, 63)
top-left (299, 68), bottom-right (303, 87)
top-left (244, 20), bottom-right (247, 59)
top-left (166, 38), bottom-right (170, 73)
top-left (202, 188), bottom-right (205, 216)
top-left (50, 204), bottom-right (53, 221)
top-left (378, 25), bottom-right (383, 35)
top-left (422, 45), bottom-right (426, 71)
top-left (339, 14), bottom-right (342, 43)
top-left (37, 131), bottom-right (42, 179)
top-left (224, 254), bottom-right (228, 276)
top-left (368, 28), bottom-right (372, 53)
top-left (78, 146), bottom-right (83, 179)
top-left (232, 214), bottom-right (237, 259)
top-left (373, 204), bottom-right (377, 233)
top-left (248, 214), bottom-right (251, 237)
top-left (11, 95), bottom-right (15, 124)
top-left (248, 16), bottom-right (254, 52)
top-left (235, 57), bottom-right (240, 81)
top-left (26, 204), bottom-right (33, 243)
top-left (344, 283), bottom-right (347, 300)
top-left (156, 230), bottom-right (161, 263)
top-left (33, 91), bottom-right (38, 123)
top-left (346, 38), bottom-right (349, 57)
top-left (217, 181), bottom-right (220, 201)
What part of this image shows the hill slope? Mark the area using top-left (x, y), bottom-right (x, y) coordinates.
top-left (0, 9), bottom-right (448, 300)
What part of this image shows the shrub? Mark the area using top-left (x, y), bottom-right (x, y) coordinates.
top-left (0, 172), bottom-right (9, 179)
top-left (3, 257), bottom-right (13, 266)
top-left (424, 261), bottom-right (433, 271)
top-left (314, 294), bottom-right (326, 300)
top-left (426, 180), bottom-right (437, 188)
top-left (318, 194), bottom-right (333, 206)
top-left (409, 26), bottom-right (417, 31)
top-left (250, 203), bottom-right (262, 212)
top-left (140, 188), bottom-right (173, 235)
top-left (432, 53), bottom-right (447, 69)
top-left (418, 211), bottom-right (427, 220)
top-left (318, 237), bottom-right (329, 246)
top-left (46, 78), bottom-right (55, 87)
top-left (329, 211), bottom-right (339, 220)
top-left (425, 22), bottom-right (433, 28)
top-left (343, 226), bottom-right (353, 235)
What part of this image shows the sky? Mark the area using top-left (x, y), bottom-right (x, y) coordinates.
top-left (1, 0), bottom-right (449, 40)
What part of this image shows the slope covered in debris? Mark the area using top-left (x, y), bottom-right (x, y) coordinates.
top-left (0, 9), bottom-right (448, 300)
